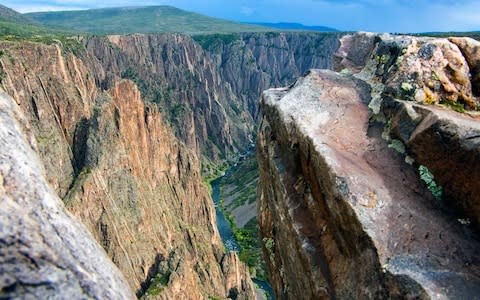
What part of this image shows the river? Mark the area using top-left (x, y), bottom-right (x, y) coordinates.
top-left (210, 162), bottom-right (275, 300)
top-left (211, 177), bottom-right (240, 252)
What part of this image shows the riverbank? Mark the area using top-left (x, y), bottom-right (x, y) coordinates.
top-left (206, 153), bottom-right (274, 299)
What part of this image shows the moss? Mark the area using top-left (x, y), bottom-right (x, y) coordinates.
top-left (368, 96), bottom-right (383, 115)
top-left (263, 237), bottom-right (275, 265)
top-left (381, 119), bottom-right (392, 141)
top-left (405, 156), bottom-right (415, 165)
top-left (457, 218), bottom-right (471, 225)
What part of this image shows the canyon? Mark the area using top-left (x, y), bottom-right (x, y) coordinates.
top-left (0, 31), bottom-right (340, 299)
top-left (1, 8), bottom-right (480, 299)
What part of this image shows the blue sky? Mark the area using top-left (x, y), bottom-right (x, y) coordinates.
top-left (3, 0), bottom-right (480, 33)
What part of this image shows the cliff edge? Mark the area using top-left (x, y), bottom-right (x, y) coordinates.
top-left (257, 33), bottom-right (480, 299)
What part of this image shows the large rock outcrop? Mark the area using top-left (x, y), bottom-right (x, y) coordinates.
top-left (337, 33), bottom-right (480, 228)
top-left (257, 34), bottom-right (480, 299)
top-left (0, 39), bottom-right (255, 299)
top-left (0, 89), bottom-right (135, 299)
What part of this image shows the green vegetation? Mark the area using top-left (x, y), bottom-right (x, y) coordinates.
top-left (0, 4), bottom-right (36, 24)
top-left (388, 139), bottom-right (406, 154)
top-left (0, 6), bottom-right (82, 55)
top-left (203, 159), bottom-right (229, 182)
top-left (419, 165), bottom-right (443, 200)
top-left (213, 154), bottom-right (268, 280)
top-left (143, 272), bottom-right (171, 297)
top-left (221, 155), bottom-right (258, 210)
top-left (27, 6), bottom-right (275, 35)
top-left (233, 219), bottom-right (267, 280)
top-left (63, 166), bottom-right (93, 207)
top-left (440, 99), bottom-right (466, 113)
top-left (263, 237), bottom-right (275, 266)
top-left (0, 19), bottom-right (74, 40)
top-left (0, 5), bottom-right (76, 42)
top-left (193, 33), bottom-right (240, 51)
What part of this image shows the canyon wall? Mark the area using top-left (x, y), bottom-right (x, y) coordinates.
top-left (0, 39), bottom-right (255, 299)
top-left (83, 32), bottom-right (341, 164)
top-left (257, 33), bottom-right (480, 299)
top-left (0, 89), bottom-right (134, 299)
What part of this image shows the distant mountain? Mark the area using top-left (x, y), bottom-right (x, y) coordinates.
top-left (248, 22), bottom-right (338, 32)
top-left (0, 5), bottom-right (72, 38)
top-left (0, 4), bottom-right (34, 23)
top-left (26, 6), bottom-right (276, 35)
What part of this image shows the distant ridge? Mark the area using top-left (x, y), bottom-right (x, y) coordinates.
top-left (26, 6), bottom-right (277, 35)
top-left (0, 5), bottom-right (73, 38)
top-left (413, 31), bottom-right (480, 41)
top-left (0, 4), bottom-right (35, 23)
top-left (248, 22), bottom-right (338, 32)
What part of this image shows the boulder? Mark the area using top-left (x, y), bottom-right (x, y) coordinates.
top-left (449, 37), bottom-right (480, 96)
top-left (333, 32), bottom-right (378, 73)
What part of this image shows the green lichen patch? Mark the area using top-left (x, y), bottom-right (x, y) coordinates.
top-left (388, 139), bottom-right (406, 154)
top-left (419, 165), bottom-right (442, 200)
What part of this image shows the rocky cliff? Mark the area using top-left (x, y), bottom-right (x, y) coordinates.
top-left (83, 32), bottom-right (340, 165)
top-left (0, 39), bottom-right (255, 299)
top-left (257, 33), bottom-right (480, 299)
top-left (0, 31), bottom-right (341, 298)
top-left (0, 89), bottom-right (135, 299)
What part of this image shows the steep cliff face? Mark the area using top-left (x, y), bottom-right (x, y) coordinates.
top-left (257, 34), bottom-right (480, 299)
top-left (0, 41), bottom-right (102, 198)
top-left (0, 89), bottom-right (134, 299)
top-left (0, 40), bottom-right (255, 299)
top-left (82, 32), bottom-right (341, 164)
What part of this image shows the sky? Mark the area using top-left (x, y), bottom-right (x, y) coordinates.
top-left (3, 0), bottom-right (480, 33)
